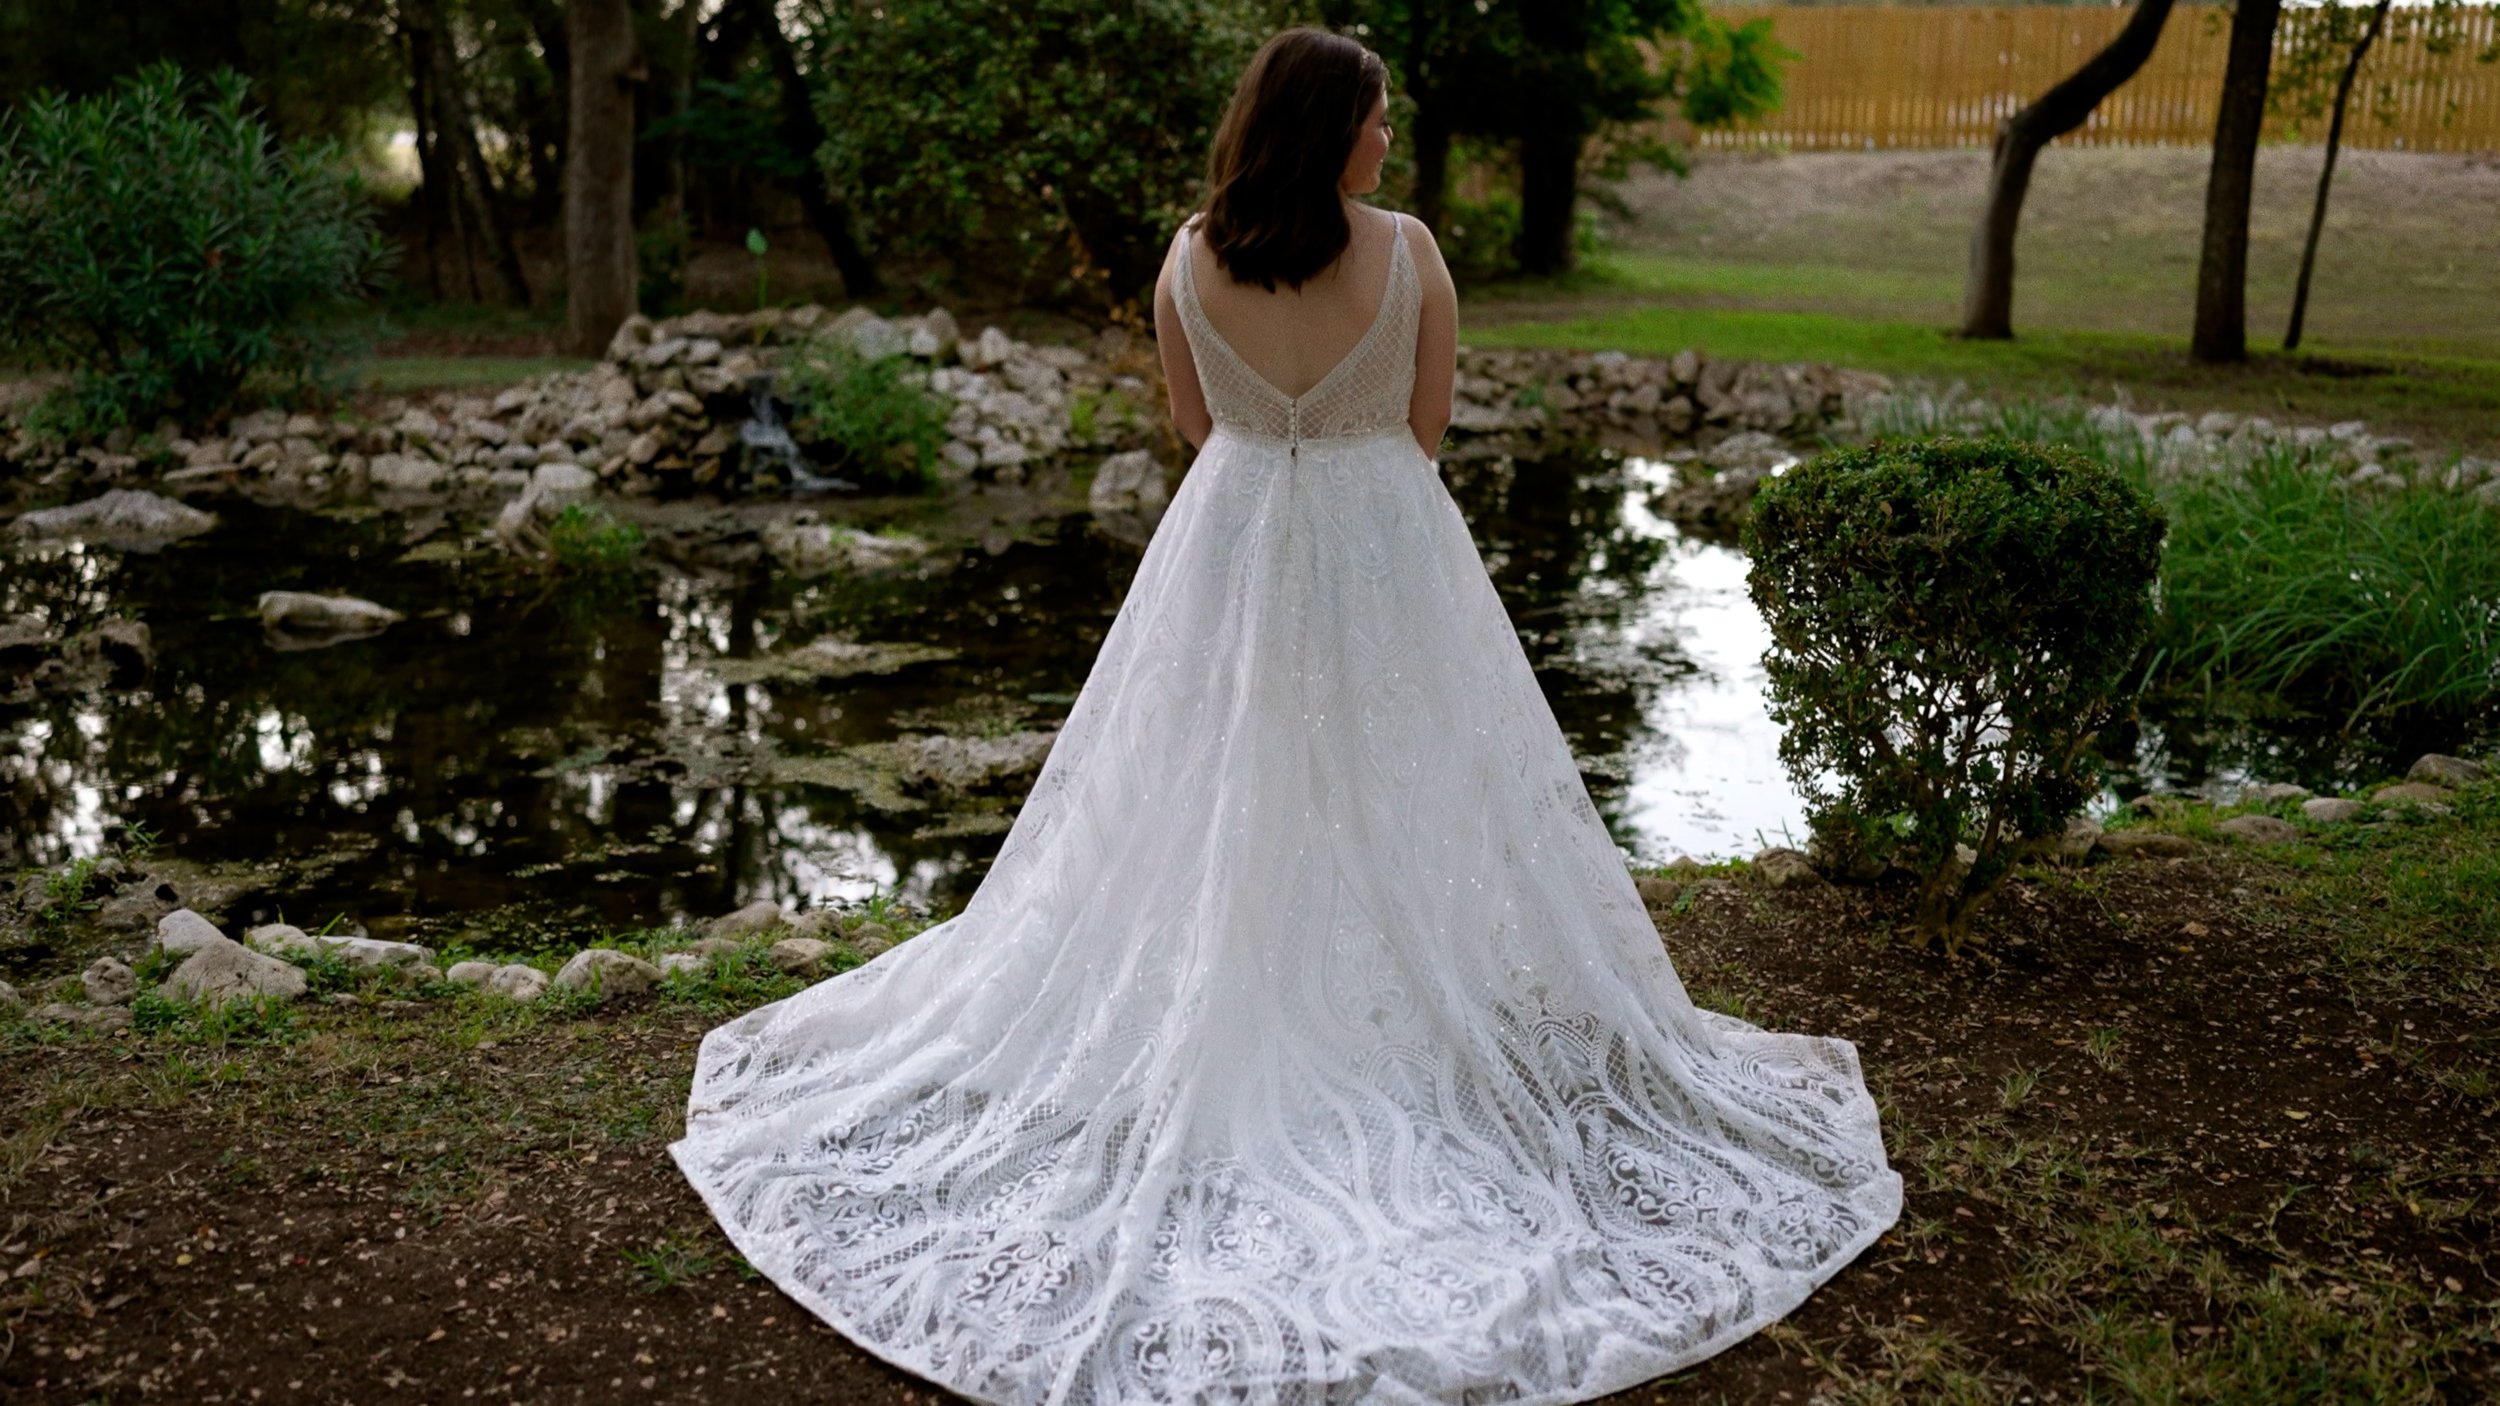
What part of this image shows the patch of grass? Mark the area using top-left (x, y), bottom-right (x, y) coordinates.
top-left (621, 1237), bottom-right (718, 1292)
top-left (359, 355), bottom-right (592, 393)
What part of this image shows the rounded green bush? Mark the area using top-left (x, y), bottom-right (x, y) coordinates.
top-left (1743, 435), bottom-right (2167, 951)
top-left (0, 63), bottom-right (387, 438)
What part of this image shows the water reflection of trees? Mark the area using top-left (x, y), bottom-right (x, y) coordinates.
top-left (1440, 447), bottom-right (1682, 844)
top-left (4, 462), bottom-right (1683, 933)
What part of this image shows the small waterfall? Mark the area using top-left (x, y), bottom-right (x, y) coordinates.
top-left (742, 374), bottom-right (857, 493)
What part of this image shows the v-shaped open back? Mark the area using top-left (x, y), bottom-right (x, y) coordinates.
top-left (1173, 209), bottom-right (1419, 448)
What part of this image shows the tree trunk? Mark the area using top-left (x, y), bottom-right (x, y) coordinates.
top-left (741, 0), bottom-right (882, 299)
top-left (567, 0), bottom-right (639, 358)
top-left (418, 0), bottom-right (532, 306)
top-left (1963, 0), bottom-right (2177, 339)
top-left (2286, 0), bottom-right (2392, 352)
top-left (1516, 121), bottom-right (1582, 277)
top-left (1411, 101), bottom-right (1452, 235)
top-left (2192, 0), bottom-right (2284, 364)
top-left (398, 12), bottom-right (449, 299)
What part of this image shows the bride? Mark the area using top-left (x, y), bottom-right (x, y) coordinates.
top-left (672, 25), bottom-right (1902, 1405)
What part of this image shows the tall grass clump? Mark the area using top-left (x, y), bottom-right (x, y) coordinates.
top-left (2150, 445), bottom-right (2500, 727)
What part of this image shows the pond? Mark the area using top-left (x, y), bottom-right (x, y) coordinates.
top-left (0, 445), bottom-right (2465, 962)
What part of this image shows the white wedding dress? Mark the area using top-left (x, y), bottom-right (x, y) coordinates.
top-left (672, 209), bottom-right (1903, 1405)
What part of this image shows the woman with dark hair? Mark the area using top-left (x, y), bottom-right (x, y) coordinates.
top-left (674, 25), bottom-right (1901, 1405)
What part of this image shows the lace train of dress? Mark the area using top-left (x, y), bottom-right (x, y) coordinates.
top-left (671, 209), bottom-right (1904, 1404)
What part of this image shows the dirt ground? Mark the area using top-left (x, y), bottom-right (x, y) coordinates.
top-left (1597, 145), bottom-right (2500, 361)
top-left (6, 790), bottom-right (2495, 1403)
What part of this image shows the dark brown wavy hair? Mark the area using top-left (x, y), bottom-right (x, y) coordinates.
top-left (1189, 27), bottom-right (1388, 294)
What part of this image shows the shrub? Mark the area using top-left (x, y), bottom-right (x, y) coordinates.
top-left (779, 335), bottom-right (950, 491)
top-left (0, 63), bottom-right (387, 437)
top-left (1745, 436), bottom-right (2167, 952)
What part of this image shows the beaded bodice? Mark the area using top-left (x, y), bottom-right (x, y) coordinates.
top-left (1172, 210), bottom-right (1419, 449)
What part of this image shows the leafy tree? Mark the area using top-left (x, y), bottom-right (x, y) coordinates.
top-left (0, 64), bottom-right (388, 434)
top-left (1313, 0), bottom-right (1788, 277)
top-left (804, 0), bottom-right (1267, 311)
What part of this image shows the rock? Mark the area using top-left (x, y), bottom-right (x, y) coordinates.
top-left (2055, 815), bottom-right (2103, 862)
top-left (246, 925), bottom-right (434, 969)
top-left (368, 452), bottom-right (450, 492)
top-left (1089, 450), bottom-right (1169, 510)
top-left (2239, 782), bottom-right (2312, 806)
top-left (1751, 847), bottom-right (1822, 889)
top-left (2096, 830), bottom-right (2198, 860)
top-left (900, 730), bottom-right (1058, 792)
top-left (93, 889), bottom-right (171, 934)
top-left (1632, 873), bottom-right (1682, 907)
top-left (1699, 430), bottom-right (1795, 475)
top-left (245, 922), bottom-right (320, 957)
top-left (658, 953), bottom-right (708, 976)
top-left (484, 964), bottom-right (549, 1002)
top-left (531, 461), bottom-right (599, 499)
top-left (2301, 797), bottom-right (2366, 823)
top-left (160, 940), bottom-right (310, 1003)
top-left (13, 489), bottom-right (216, 551)
top-left (2373, 782), bottom-right (2453, 806)
top-left (768, 938), bottom-right (835, 976)
top-left (709, 900), bottom-right (791, 942)
top-left (686, 936), bottom-right (746, 958)
top-left (0, 979), bottom-right (18, 1013)
top-left (848, 922), bottom-right (896, 958)
top-left (258, 591), bottom-right (403, 645)
top-left (29, 1002), bottom-right (130, 1030)
top-left (154, 908), bottom-right (235, 956)
top-left (2407, 754), bottom-right (2486, 787)
top-left (551, 948), bottom-right (661, 1001)
top-left (82, 956), bottom-right (136, 1006)
top-left (445, 960), bottom-right (500, 988)
top-left (963, 326), bottom-right (1018, 372)
top-left (2216, 815), bottom-right (2300, 845)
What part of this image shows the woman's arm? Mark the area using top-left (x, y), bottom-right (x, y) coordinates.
top-left (1153, 225), bottom-right (1213, 451)
top-left (1402, 212), bottom-right (1458, 461)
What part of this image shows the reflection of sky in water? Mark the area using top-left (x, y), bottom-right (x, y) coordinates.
top-left (1613, 456), bottom-right (1805, 861)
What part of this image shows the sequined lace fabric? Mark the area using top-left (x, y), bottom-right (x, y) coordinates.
top-left (672, 203), bottom-right (1904, 1405)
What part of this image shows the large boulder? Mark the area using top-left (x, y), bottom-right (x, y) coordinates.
top-left (13, 490), bottom-right (216, 552)
top-left (708, 900), bottom-right (790, 942)
top-left (160, 941), bottom-right (309, 1003)
top-left (2407, 754), bottom-right (2486, 787)
top-left (551, 948), bottom-right (661, 1001)
top-left (1089, 450), bottom-right (1169, 511)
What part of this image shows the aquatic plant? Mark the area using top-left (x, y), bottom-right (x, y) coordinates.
top-left (544, 503), bottom-right (646, 575)
top-left (778, 333), bottom-right (949, 491)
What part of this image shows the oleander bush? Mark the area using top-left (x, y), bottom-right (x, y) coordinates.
top-left (0, 63), bottom-right (387, 438)
top-left (1746, 436), bottom-right (2167, 952)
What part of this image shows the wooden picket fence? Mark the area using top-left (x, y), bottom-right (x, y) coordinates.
top-left (1678, 4), bottom-right (2500, 151)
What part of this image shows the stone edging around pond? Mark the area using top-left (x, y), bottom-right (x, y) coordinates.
top-left (2, 897), bottom-right (913, 1031)
top-left (3, 303), bottom-right (1890, 506)
top-left (1664, 751), bottom-right (2489, 896)
top-left (5, 755), bottom-right (2486, 1030)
